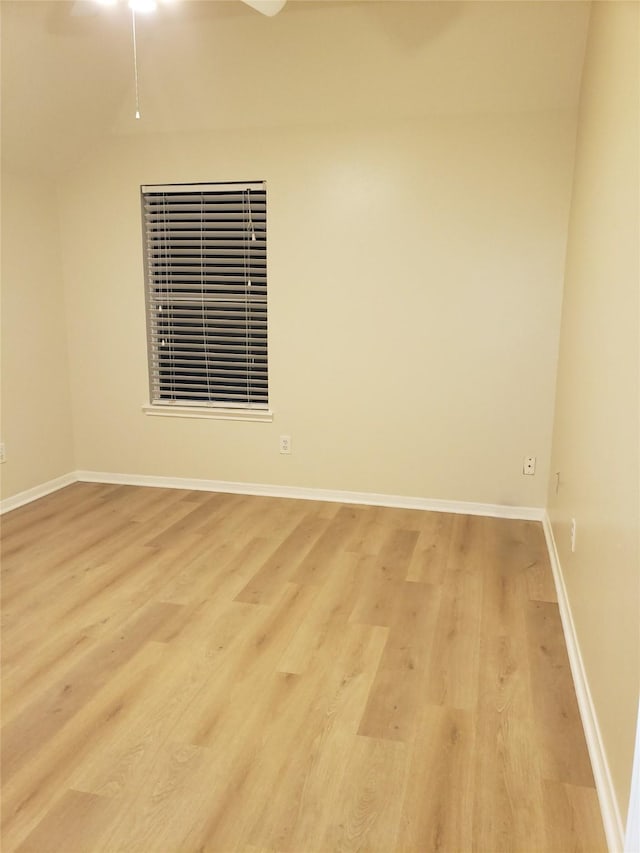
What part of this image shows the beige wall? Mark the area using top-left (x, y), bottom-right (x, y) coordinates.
top-left (0, 169), bottom-right (75, 499)
top-left (57, 110), bottom-right (576, 507)
top-left (548, 0), bottom-right (639, 825)
top-left (0, 1), bottom-right (586, 508)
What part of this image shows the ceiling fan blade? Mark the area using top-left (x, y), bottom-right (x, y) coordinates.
top-left (241, 0), bottom-right (287, 17)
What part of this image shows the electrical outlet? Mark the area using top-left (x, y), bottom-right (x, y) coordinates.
top-left (523, 455), bottom-right (536, 475)
top-left (570, 518), bottom-right (577, 552)
top-left (279, 435), bottom-right (291, 455)
top-left (0, 443), bottom-right (5, 464)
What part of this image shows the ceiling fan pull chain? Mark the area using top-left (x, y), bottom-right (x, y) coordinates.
top-left (131, 7), bottom-right (141, 119)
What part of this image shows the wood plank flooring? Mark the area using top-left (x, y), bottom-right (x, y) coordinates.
top-left (1, 483), bottom-right (607, 852)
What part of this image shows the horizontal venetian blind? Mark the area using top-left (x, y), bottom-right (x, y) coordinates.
top-left (142, 181), bottom-right (268, 409)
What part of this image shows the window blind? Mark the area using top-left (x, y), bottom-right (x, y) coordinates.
top-left (142, 181), bottom-right (268, 409)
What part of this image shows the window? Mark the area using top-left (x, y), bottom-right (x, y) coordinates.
top-left (141, 181), bottom-right (268, 416)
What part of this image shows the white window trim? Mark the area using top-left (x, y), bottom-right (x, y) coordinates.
top-left (141, 180), bottom-right (269, 413)
top-left (142, 404), bottom-right (273, 423)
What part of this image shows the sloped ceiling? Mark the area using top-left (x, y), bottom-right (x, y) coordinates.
top-left (1, 0), bottom-right (590, 177)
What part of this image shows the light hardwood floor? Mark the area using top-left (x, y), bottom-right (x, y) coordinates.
top-left (1, 483), bottom-right (607, 852)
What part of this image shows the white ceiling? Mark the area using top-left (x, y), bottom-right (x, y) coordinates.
top-left (1, 0), bottom-right (591, 177)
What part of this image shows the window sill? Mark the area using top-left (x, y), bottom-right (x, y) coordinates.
top-left (142, 404), bottom-right (273, 423)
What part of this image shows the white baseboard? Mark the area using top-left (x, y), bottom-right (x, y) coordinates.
top-left (625, 699), bottom-right (640, 852)
top-left (0, 468), bottom-right (545, 521)
top-left (0, 472), bottom-right (78, 515)
top-left (542, 513), bottom-right (625, 853)
top-left (73, 470), bottom-right (545, 521)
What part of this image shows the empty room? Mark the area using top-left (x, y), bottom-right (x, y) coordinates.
top-left (1, 1), bottom-right (638, 851)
